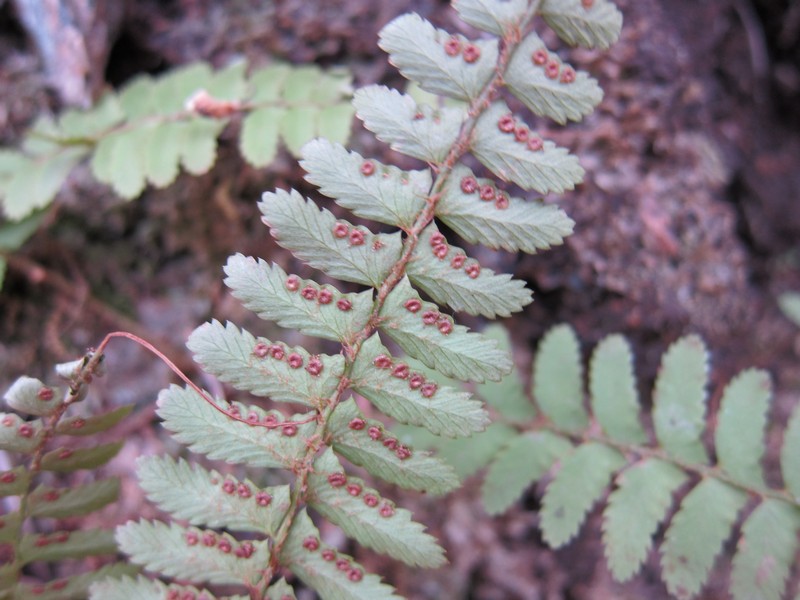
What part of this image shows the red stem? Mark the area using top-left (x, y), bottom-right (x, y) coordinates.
top-left (94, 332), bottom-right (306, 429)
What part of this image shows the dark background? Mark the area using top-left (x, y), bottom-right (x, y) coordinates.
top-left (0, 0), bottom-right (799, 598)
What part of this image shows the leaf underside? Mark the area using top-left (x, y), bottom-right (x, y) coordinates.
top-left (437, 164), bottom-right (574, 254)
top-left (505, 32), bottom-right (603, 124)
top-left (116, 520), bottom-right (269, 586)
top-left (533, 324), bottom-right (587, 430)
top-left (354, 86), bottom-right (464, 164)
top-left (660, 478), bottom-right (747, 599)
top-left (379, 277), bottom-right (512, 383)
top-left (652, 335), bottom-right (709, 464)
top-left (260, 188), bottom-right (403, 287)
top-left (91, 574), bottom-right (244, 600)
top-left (540, 0), bottom-right (624, 50)
top-left (378, 13), bottom-right (496, 102)
top-left (89, 2), bottom-right (636, 599)
top-left (301, 138), bottom-right (428, 229)
top-left (137, 455), bottom-right (290, 535)
top-left (156, 384), bottom-right (315, 469)
top-left (329, 400), bottom-right (460, 496)
top-left (482, 431), bottom-right (572, 515)
top-left (352, 333), bottom-right (489, 437)
top-left (187, 319), bottom-right (344, 406)
top-left (540, 443), bottom-right (624, 547)
top-left (407, 224), bottom-right (533, 318)
top-left (471, 101), bottom-right (584, 193)
top-left (308, 450), bottom-right (447, 568)
top-left (282, 510), bottom-right (403, 600)
top-left (602, 459), bottom-right (687, 581)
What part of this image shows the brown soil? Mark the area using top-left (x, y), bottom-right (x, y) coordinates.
top-left (1, 0), bottom-right (799, 598)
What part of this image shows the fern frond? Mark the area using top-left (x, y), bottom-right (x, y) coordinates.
top-left (4, 376), bottom-right (61, 416)
top-left (481, 431), bottom-right (571, 515)
top-left (714, 369), bottom-right (770, 487)
top-left (39, 441), bottom-right (122, 472)
top-left (781, 402), bottom-right (800, 498)
top-left (0, 412), bottom-right (43, 452)
top-left (540, 443), bottom-right (625, 547)
top-left (397, 421), bottom-right (519, 481)
top-left (91, 120), bottom-right (224, 198)
top-left (102, 0), bottom-right (625, 597)
top-left (223, 254), bottom-right (374, 343)
top-left (589, 334), bottom-right (647, 444)
top-left (540, 0), bottom-right (623, 49)
top-left (453, 0), bottom-right (533, 36)
top-left (0, 61), bottom-right (354, 220)
top-left (476, 325), bottom-right (538, 422)
top-left (660, 479), bottom-right (747, 598)
top-left (730, 500), bottom-right (800, 600)
top-left (0, 513), bottom-right (21, 544)
top-left (281, 510), bottom-right (403, 600)
top-left (602, 459), bottom-right (687, 581)
top-left (652, 334), bottom-right (710, 464)
top-left (240, 107), bottom-right (286, 168)
top-left (0, 146), bottom-right (87, 220)
top-left (28, 479), bottom-right (119, 519)
top-left (0, 354), bottom-right (128, 596)
top-left (19, 529), bottom-right (118, 564)
top-left (91, 574), bottom-right (246, 600)
top-left (533, 324), bottom-right (587, 430)
top-left (412, 323), bottom-right (800, 600)
top-left (0, 466), bottom-right (29, 496)
top-left (266, 578), bottom-right (298, 600)
top-left (55, 404), bottom-right (133, 436)
top-left (244, 63), bottom-right (353, 156)
top-left (18, 564), bottom-right (137, 600)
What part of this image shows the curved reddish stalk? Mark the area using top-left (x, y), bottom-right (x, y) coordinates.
top-left (94, 331), bottom-right (312, 429)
